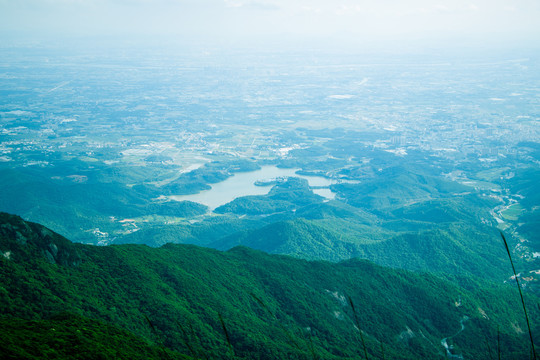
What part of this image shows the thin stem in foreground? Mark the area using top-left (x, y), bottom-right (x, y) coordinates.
top-left (500, 231), bottom-right (536, 360)
top-left (347, 295), bottom-right (369, 360)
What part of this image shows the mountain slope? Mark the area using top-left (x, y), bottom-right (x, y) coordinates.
top-left (0, 166), bottom-right (207, 244)
top-left (212, 213), bottom-right (508, 280)
top-left (0, 313), bottom-right (188, 360)
top-left (0, 212), bottom-right (537, 359)
top-left (331, 165), bottom-right (472, 210)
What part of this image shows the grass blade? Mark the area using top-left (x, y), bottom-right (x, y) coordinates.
top-left (500, 231), bottom-right (536, 359)
top-left (143, 314), bottom-right (171, 360)
top-left (218, 312), bottom-right (235, 358)
top-left (484, 332), bottom-right (493, 359)
top-left (250, 293), bottom-right (302, 351)
top-left (497, 325), bottom-right (501, 360)
top-left (176, 320), bottom-right (209, 360)
top-left (347, 295), bottom-right (369, 360)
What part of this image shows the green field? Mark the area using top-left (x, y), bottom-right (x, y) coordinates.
top-left (501, 203), bottom-right (526, 221)
top-left (475, 167), bottom-right (511, 181)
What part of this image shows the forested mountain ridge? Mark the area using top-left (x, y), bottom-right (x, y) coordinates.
top-left (199, 194), bottom-right (511, 282)
top-left (1, 212), bottom-right (538, 359)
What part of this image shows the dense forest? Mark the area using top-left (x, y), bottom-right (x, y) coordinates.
top-left (1, 212), bottom-right (538, 359)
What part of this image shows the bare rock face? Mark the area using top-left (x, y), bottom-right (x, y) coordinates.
top-left (0, 212), bottom-right (82, 267)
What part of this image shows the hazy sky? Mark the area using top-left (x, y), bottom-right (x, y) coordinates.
top-left (1, 0), bottom-right (539, 49)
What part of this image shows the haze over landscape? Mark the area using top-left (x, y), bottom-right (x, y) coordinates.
top-left (2, 0), bottom-right (540, 48)
top-left (1, 0), bottom-right (539, 359)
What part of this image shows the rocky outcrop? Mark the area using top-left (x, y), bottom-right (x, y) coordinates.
top-left (0, 212), bottom-right (82, 266)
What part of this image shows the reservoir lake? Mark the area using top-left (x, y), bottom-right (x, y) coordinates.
top-left (169, 165), bottom-right (338, 210)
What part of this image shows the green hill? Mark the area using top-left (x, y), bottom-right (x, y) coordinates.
top-left (0, 166), bottom-right (207, 243)
top-left (0, 212), bottom-right (537, 359)
top-left (214, 177), bottom-right (324, 215)
top-left (212, 198), bottom-right (509, 281)
top-left (331, 166), bottom-right (472, 211)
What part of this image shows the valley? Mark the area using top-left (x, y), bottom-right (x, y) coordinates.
top-left (0, 43), bottom-right (539, 358)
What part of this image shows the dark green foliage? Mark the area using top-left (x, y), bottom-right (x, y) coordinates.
top-left (0, 159), bottom-right (258, 243)
top-left (164, 182), bottom-right (212, 196)
top-left (212, 218), bottom-right (357, 261)
top-left (390, 195), bottom-right (495, 225)
top-left (517, 210), bottom-right (540, 247)
top-left (116, 216), bottom-right (261, 247)
top-left (294, 201), bottom-right (360, 220)
top-left (0, 166), bottom-right (206, 243)
top-left (267, 177), bottom-right (324, 206)
top-left (501, 231), bottom-right (537, 359)
top-left (0, 212), bottom-right (82, 266)
top-left (347, 296), bottom-right (369, 360)
top-left (145, 201), bottom-right (208, 217)
top-left (214, 195), bottom-right (295, 215)
top-left (0, 313), bottom-right (189, 360)
top-left (212, 211), bottom-right (509, 280)
top-left (505, 168), bottom-right (540, 210)
top-left (0, 213), bottom-right (537, 359)
top-left (332, 166), bottom-right (472, 211)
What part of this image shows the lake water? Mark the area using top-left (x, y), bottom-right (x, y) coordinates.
top-left (169, 165), bottom-right (337, 210)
